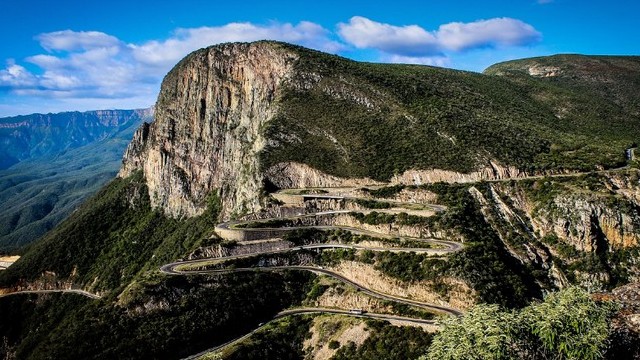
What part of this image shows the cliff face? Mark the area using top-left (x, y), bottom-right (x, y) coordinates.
top-left (470, 172), bottom-right (640, 290)
top-left (118, 42), bottom-right (541, 219)
top-left (120, 43), bottom-right (298, 218)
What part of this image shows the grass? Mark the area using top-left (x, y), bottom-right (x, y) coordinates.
top-left (258, 44), bottom-right (639, 182)
top-left (0, 171), bottom-right (222, 293)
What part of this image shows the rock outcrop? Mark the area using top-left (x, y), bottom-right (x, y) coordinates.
top-left (265, 162), bottom-right (382, 189)
top-left (391, 161), bottom-right (528, 185)
top-left (120, 42), bottom-right (299, 218)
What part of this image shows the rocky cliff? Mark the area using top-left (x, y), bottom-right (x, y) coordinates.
top-left (120, 43), bottom-right (299, 218)
top-left (469, 171), bottom-right (640, 290)
top-left (118, 42), bottom-right (529, 218)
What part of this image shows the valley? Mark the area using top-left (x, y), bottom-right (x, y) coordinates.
top-left (0, 108), bottom-right (153, 251)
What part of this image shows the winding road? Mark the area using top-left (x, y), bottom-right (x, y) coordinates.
top-left (162, 187), bottom-right (466, 358)
top-left (0, 289), bottom-right (100, 299)
top-left (182, 307), bottom-right (437, 360)
top-left (3, 186), bottom-right (464, 358)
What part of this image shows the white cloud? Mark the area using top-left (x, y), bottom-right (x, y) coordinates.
top-left (337, 16), bottom-right (440, 56)
top-left (36, 30), bottom-right (121, 52)
top-left (437, 18), bottom-right (541, 51)
top-left (386, 55), bottom-right (451, 67)
top-left (0, 60), bottom-right (36, 88)
top-left (0, 21), bottom-right (341, 106)
top-left (131, 21), bottom-right (343, 69)
top-left (0, 17), bottom-right (543, 116)
top-left (338, 16), bottom-right (541, 57)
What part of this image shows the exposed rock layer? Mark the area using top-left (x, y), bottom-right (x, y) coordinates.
top-left (120, 43), bottom-right (298, 217)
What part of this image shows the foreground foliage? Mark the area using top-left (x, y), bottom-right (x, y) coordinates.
top-left (424, 287), bottom-right (617, 360)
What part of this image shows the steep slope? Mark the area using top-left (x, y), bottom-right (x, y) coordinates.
top-left (120, 43), bottom-right (298, 218)
top-left (121, 42), bottom-right (640, 219)
top-left (0, 108), bottom-right (153, 252)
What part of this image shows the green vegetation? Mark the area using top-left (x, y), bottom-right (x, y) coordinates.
top-left (435, 185), bottom-right (542, 307)
top-left (352, 198), bottom-right (392, 209)
top-left (0, 272), bottom-right (312, 360)
top-left (261, 44), bottom-right (639, 182)
top-left (5, 45), bottom-right (640, 359)
top-left (350, 211), bottom-right (434, 227)
top-left (0, 171), bottom-right (221, 293)
top-left (362, 185), bottom-right (407, 198)
top-left (372, 252), bottom-right (447, 283)
top-left (0, 110), bottom-right (149, 252)
top-left (350, 211), bottom-right (397, 225)
top-left (500, 172), bottom-right (640, 289)
top-left (234, 218), bottom-right (295, 229)
top-left (332, 320), bottom-right (434, 360)
top-left (424, 287), bottom-right (617, 360)
top-left (282, 228), bottom-right (329, 246)
top-left (356, 183), bottom-right (542, 307)
top-left (226, 316), bottom-right (312, 360)
top-left (0, 293), bottom-right (91, 359)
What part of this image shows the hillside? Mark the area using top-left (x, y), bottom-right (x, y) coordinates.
top-left (0, 108), bottom-right (153, 252)
top-left (0, 109), bottom-right (153, 169)
top-left (484, 54), bottom-right (640, 116)
top-left (1, 42), bottom-right (640, 359)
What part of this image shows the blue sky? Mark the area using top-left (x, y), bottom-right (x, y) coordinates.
top-left (0, 0), bottom-right (637, 117)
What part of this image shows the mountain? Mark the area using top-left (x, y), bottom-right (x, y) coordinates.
top-left (484, 54), bottom-right (640, 116)
top-left (0, 108), bottom-right (153, 252)
top-left (120, 43), bottom-right (640, 219)
top-left (1, 42), bottom-right (639, 359)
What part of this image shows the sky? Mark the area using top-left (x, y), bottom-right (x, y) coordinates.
top-left (0, 0), bottom-right (637, 117)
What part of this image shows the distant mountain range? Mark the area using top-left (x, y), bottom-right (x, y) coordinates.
top-left (0, 108), bottom-right (153, 252)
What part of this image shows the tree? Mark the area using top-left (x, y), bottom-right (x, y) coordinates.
top-left (521, 287), bottom-right (616, 360)
top-left (423, 287), bottom-right (616, 360)
top-left (425, 304), bottom-right (517, 360)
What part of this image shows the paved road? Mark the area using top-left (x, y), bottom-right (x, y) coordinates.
top-left (160, 262), bottom-right (461, 316)
top-left (0, 289), bottom-right (100, 299)
top-left (181, 307), bottom-right (438, 360)
top-left (485, 165), bottom-right (631, 183)
top-left (168, 185), bottom-right (466, 358)
top-left (216, 213), bottom-right (462, 254)
top-left (160, 242), bottom-right (450, 274)
top-left (275, 188), bottom-right (447, 212)
top-left (170, 195), bottom-right (463, 312)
